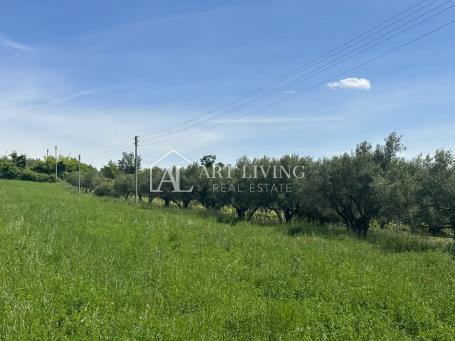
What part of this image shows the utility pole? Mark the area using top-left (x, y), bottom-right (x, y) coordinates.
top-left (54, 145), bottom-right (58, 180)
top-left (134, 136), bottom-right (139, 204)
top-left (78, 154), bottom-right (81, 194)
top-left (46, 148), bottom-right (49, 158)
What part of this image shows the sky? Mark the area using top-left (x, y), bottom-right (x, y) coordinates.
top-left (1, 0), bottom-right (455, 167)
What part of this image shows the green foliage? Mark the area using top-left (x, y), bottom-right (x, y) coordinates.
top-left (267, 155), bottom-right (309, 223)
top-left (200, 154), bottom-right (216, 167)
top-left (1, 180), bottom-right (455, 339)
top-left (81, 171), bottom-right (104, 192)
top-left (7, 132), bottom-right (454, 239)
top-left (30, 156), bottom-right (55, 174)
top-left (172, 163), bottom-right (200, 208)
top-left (319, 134), bottom-right (406, 236)
top-left (66, 170), bottom-right (104, 192)
top-left (227, 156), bottom-right (259, 219)
top-left (0, 158), bottom-right (20, 179)
top-left (93, 181), bottom-right (115, 197)
top-left (9, 151), bottom-right (27, 168)
top-left (100, 160), bottom-right (120, 179)
top-left (31, 156), bottom-right (92, 177)
top-left (118, 152), bottom-right (141, 174)
top-left (0, 157), bottom-right (55, 182)
top-left (0, 152), bottom-right (93, 188)
top-left (19, 168), bottom-right (55, 182)
top-left (113, 173), bottom-right (134, 199)
top-left (64, 172), bottom-right (79, 187)
top-left (413, 150), bottom-right (455, 236)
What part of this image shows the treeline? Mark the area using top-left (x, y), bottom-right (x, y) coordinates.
top-left (65, 133), bottom-right (454, 238)
top-left (3, 133), bottom-right (455, 238)
top-left (0, 152), bottom-right (94, 182)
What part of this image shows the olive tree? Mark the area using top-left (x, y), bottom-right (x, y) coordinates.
top-left (319, 134), bottom-right (405, 236)
top-left (414, 150), bottom-right (455, 237)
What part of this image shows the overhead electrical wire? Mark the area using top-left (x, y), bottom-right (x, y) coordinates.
top-left (137, 1), bottom-right (455, 144)
top-left (138, 0), bottom-right (447, 141)
top-left (84, 0), bottom-right (454, 164)
top-left (138, 18), bottom-right (455, 147)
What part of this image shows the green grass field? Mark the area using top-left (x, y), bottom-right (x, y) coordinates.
top-left (1, 180), bottom-right (455, 340)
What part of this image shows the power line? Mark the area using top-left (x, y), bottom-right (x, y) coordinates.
top-left (55, 145), bottom-right (58, 180)
top-left (78, 154), bottom-right (81, 194)
top-left (139, 1), bottom-right (455, 144)
top-left (137, 0), bottom-right (446, 141)
top-left (134, 136), bottom-right (139, 204)
top-left (139, 18), bottom-right (455, 147)
top-left (83, 0), bottom-right (454, 164)
top-left (84, 140), bottom-right (131, 161)
top-left (84, 0), bottom-right (442, 162)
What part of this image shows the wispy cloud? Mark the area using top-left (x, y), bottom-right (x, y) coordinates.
top-left (19, 83), bottom-right (129, 111)
top-left (327, 77), bottom-right (371, 90)
top-left (0, 33), bottom-right (34, 51)
top-left (211, 116), bottom-right (342, 124)
top-left (44, 84), bottom-right (124, 105)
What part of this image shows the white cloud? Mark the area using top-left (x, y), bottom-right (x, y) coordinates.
top-left (0, 33), bottom-right (34, 51)
top-left (327, 77), bottom-right (371, 90)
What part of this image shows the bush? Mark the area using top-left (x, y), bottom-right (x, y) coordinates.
top-left (19, 169), bottom-right (55, 182)
top-left (65, 172), bottom-right (79, 186)
top-left (0, 159), bottom-right (20, 179)
top-left (94, 182), bottom-right (115, 197)
top-left (113, 174), bottom-right (134, 199)
top-left (81, 171), bottom-right (104, 192)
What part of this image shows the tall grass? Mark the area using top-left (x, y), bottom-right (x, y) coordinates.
top-left (285, 223), bottom-right (453, 253)
top-left (366, 230), bottom-right (452, 253)
top-left (1, 180), bottom-right (455, 340)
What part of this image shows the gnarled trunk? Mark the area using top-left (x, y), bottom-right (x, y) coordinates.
top-left (235, 207), bottom-right (246, 220)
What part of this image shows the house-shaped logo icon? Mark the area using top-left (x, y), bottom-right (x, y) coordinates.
top-left (150, 149), bottom-right (194, 193)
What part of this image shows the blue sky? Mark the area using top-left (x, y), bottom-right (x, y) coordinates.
top-left (1, 0), bottom-right (455, 167)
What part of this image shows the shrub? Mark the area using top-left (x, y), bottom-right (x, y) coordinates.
top-left (65, 172), bottom-right (79, 186)
top-left (113, 174), bottom-right (134, 199)
top-left (94, 182), bottom-right (115, 197)
top-left (82, 171), bottom-right (103, 192)
top-left (19, 169), bottom-right (55, 182)
top-left (0, 159), bottom-right (20, 179)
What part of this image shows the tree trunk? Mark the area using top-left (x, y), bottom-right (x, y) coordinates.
top-left (428, 226), bottom-right (441, 236)
top-left (247, 207), bottom-right (258, 220)
top-left (354, 216), bottom-right (370, 237)
top-left (284, 210), bottom-right (294, 223)
top-left (183, 199), bottom-right (191, 209)
top-left (235, 207), bottom-right (246, 220)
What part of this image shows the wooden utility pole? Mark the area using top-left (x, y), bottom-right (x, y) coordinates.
top-left (55, 146), bottom-right (58, 180)
top-left (78, 154), bottom-right (81, 194)
top-left (134, 136), bottom-right (139, 204)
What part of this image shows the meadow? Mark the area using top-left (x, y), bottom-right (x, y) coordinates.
top-left (1, 179), bottom-right (455, 340)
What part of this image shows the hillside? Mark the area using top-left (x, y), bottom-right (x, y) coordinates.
top-left (0, 180), bottom-right (455, 340)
